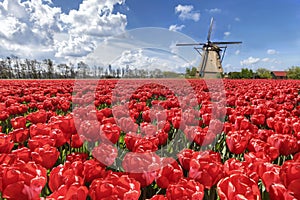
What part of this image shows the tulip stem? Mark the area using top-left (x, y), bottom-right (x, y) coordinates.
top-left (155, 188), bottom-right (162, 195)
top-left (141, 187), bottom-right (147, 200)
top-left (282, 155), bottom-right (286, 164)
top-left (205, 187), bottom-right (217, 200)
top-left (41, 182), bottom-right (51, 197)
top-left (277, 156), bottom-right (281, 165)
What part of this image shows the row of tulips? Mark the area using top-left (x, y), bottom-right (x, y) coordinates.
top-left (0, 79), bottom-right (299, 199)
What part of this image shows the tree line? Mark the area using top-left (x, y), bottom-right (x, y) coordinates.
top-left (0, 57), bottom-right (76, 79)
top-left (1, 56), bottom-right (299, 79)
top-left (0, 57), bottom-right (183, 79)
top-left (185, 66), bottom-right (300, 79)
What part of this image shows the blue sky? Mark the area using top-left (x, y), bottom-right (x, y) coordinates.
top-left (0, 0), bottom-right (299, 72)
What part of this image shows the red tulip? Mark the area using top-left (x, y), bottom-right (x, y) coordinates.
top-left (177, 148), bottom-right (195, 171)
top-left (247, 138), bottom-right (279, 161)
top-left (170, 116), bottom-right (181, 130)
top-left (83, 159), bottom-right (107, 184)
top-left (226, 130), bottom-right (250, 154)
top-left (11, 147), bottom-right (31, 162)
top-left (49, 161), bottom-right (84, 192)
top-left (154, 129), bottom-right (168, 146)
top-left (100, 107), bottom-right (113, 118)
top-left (142, 109), bottom-right (152, 122)
top-left (11, 116), bottom-right (26, 129)
top-left (125, 132), bottom-right (159, 153)
top-left (257, 129), bottom-right (274, 142)
top-left (256, 162), bottom-right (281, 191)
top-left (184, 126), bottom-right (216, 147)
top-left (26, 109), bottom-right (47, 124)
top-left (217, 173), bottom-right (261, 200)
top-left (89, 173), bottom-right (140, 200)
top-left (56, 114), bottom-right (77, 136)
top-left (244, 151), bottom-right (272, 171)
top-left (293, 122), bottom-right (300, 133)
top-left (31, 144), bottom-right (59, 169)
top-left (293, 152), bottom-right (300, 161)
top-left (0, 110), bottom-right (9, 121)
top-left (188, 150), bottom-right (224, 189)
top-left (92, 142), bottom-right (118, 167)
top-left (112, 105), bottom-right (128, 119)
top-left (224, 158), bottom-right (259, 183)
top-left (157, 120), bottom-right (171, 133)
top-left (166, 178), bottom-right (204, 200)
top-left (140, 122), bottom-right (157, 137)
top-left (156, 157), bottom-right (183, 189)
top-left (182, 110), bottom-right (198, 126)
top-left (50, 128), bottom-right (67, 147)
top-left (122, 152), bottom-right (160, 187)
top-left (202, 113), bottom-right (211, 126)
top-left (48, 183), bottom-right (88, 200)
top-left (100, 122), bottom-right (121, 144)
top-left (66, 152), bottom-right (88, 163)
top-left (148, 195), bottom-right (168, 200)
top-left (9, 128), bottom-right (29, 143)
top-left (42, 99), bottom-right (54, 110)
top-left (29, 123), bottom-right (51, 138)
top-left (269, 183), bottom-right (298, 200)
top-left (267, 134), bottom-right (298, 156)
top-left (118, 117), bottom-right (139, 133)
top-left (274, 120), bottom-right (292, 134)
top-left (78, 120), bottom-right (101, 141)
top-left (60, 101), bottom-right (70, 112)
top-left (0, 133), bottom-right (14, 153)
top-left (250, 113), bottom-right (266, 126)
top-left (1, 160), bottom-right (47, 200)
top-left (28, 135), bottom-right (55, 151)
top-left (280, 161), bottom-right (300, 199)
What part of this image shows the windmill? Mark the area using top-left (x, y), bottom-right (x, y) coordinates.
top-left (176, 18), bottom-right (242, 78)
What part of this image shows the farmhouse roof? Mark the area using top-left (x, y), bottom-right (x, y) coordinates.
top-left (272, 71), bottom-right (287, 77)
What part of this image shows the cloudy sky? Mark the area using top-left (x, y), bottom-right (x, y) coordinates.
top-left (0, 0), bottom-right (299, 72)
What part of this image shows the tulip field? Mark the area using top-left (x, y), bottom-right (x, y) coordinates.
top-left (0, 78), bottom-right (300, 200)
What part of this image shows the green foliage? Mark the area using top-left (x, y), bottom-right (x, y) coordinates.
top-left (228, 71), bottom-right (241, 79)
top-left (287, 66), bottom-right (300, 79)
top-left (240, 68), bottom-right (253, 79)
top-left (256, 68), bottom-right (272, 79)
top-left (227, 68), bottom-right (253, 79)
top-left (163, 71), bottom-right (181, 78)
top-left (185, 67), bottom-right (198, 77)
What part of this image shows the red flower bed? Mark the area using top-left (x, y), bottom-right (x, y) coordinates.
top-left (0, 79), bottom-right (299, 199)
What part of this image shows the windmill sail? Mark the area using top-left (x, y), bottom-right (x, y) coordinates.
top-left (176, 18), bottom-right (242, 78)
top-left (207, 17), bottom-right (214, 42)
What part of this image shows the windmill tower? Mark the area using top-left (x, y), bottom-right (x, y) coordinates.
top-left (177, 18), bottom-right (242, 78)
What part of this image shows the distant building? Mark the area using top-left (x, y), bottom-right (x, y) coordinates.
top-left (271, 71), bottom-right (287, 79)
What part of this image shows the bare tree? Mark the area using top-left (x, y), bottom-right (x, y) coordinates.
top-left (43, 59), bottom-right (54, 79)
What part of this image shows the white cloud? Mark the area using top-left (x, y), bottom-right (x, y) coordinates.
top-left (111, 48), bottom-right (191, 72)
top-left (43, 0), bottom-right (53, 4)
top-left (84, 27), bottom-right (200, 70)
top-left (267, 49), bottom-right (278, 55)
top-left (223, 63), bottom-right (242, 73)
top-left (175, 4), bottom-right (200, 22)
top-left (262, 57), bottom-right (270, 62)
top-left (224, 32), bottom-right (231, 37)
top-left (0, 0), bottom-right (62, 59)
top-left (169, 24), bottom-right (185, 32)
top-left (0, 0), bottom-right (127, 61)
top-left (207, 8), bottom-right (221, 14)
top-left (240, 56), bottom-right (260, 66)
top-left (58, 0), bottom-right (127, 57)
top-left (234, 17), bottom-right (240, 22)
top-left (235, 50), bottom-right (240, 55)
